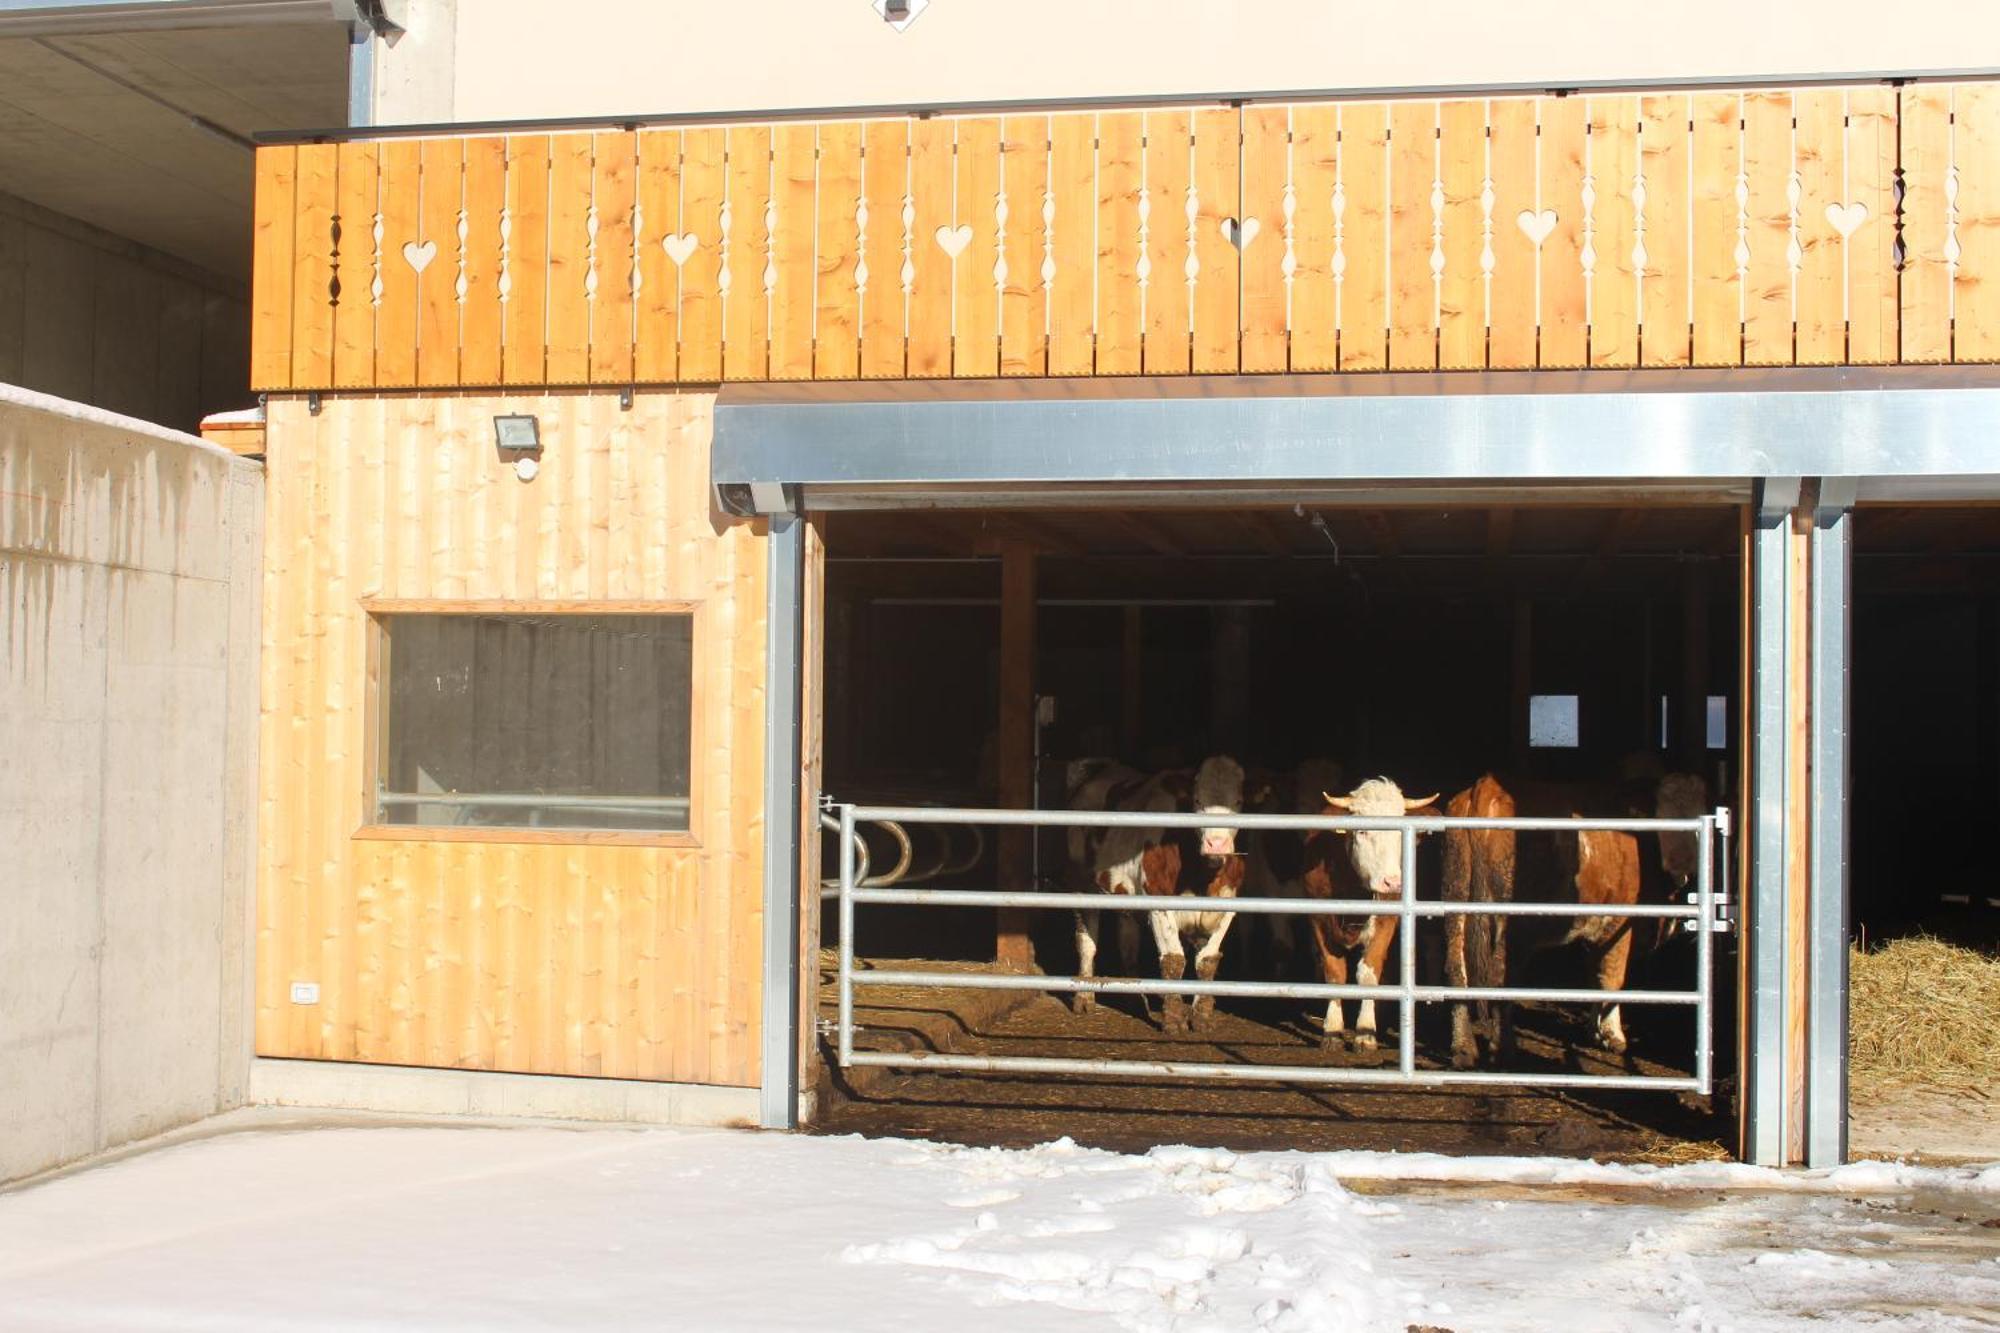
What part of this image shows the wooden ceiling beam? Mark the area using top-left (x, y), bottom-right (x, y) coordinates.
top-left (1486, 506), bottom-right (1516, 557)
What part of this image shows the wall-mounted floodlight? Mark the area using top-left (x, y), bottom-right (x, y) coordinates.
top-left (494, 414), bottom-right (542, 480)
top-left (873, 0), bottom-right (928, 30)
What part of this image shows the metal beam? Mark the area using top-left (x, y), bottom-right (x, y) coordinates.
top-left (759, 512), bottom-right (804, 1130)
top-left (1745, 484), bottom-right (1794, 1166)
top-left (715, 385), bottom-right (2000, 512)
top-left (0, 0), bottom-right (348, 33)
top-left (1808, 499), bottom-right (1852, 1166)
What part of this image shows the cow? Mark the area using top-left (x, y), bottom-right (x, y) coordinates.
top-left (1439, 770), bottom-right (1712, 1069)
top-left (1067, 755), bottom-right (1249, 1035)
top-left (1257, 776), bottom-right (1438, 1052)
top-left (1240, 758), bottom-right (1346, 978)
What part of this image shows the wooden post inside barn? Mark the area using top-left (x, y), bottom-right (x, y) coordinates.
top-left (996, 541), bottom-right (1038, 970)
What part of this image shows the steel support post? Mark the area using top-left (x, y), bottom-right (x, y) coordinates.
top-left (1745, 480), bottom-right (1798, 1166)
top-left (759, 511), bottom-right (804, 1129)
top-left (1808, 492), bottom-right (1853, 1166)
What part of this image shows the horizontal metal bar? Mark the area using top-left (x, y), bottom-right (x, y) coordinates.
top-left (844, 1050), bottom-right (1702, 1092)
top-left (259, 71), bottom-right (2000, 148)
top-left (849, 886), bottom-right (1699, 919)
top-left (378, 792), bottom-right (690, 811)
top-left (852, 969), bottom-right (1700, 1006)
top-left (845, 804), bottom-right (1708, 835)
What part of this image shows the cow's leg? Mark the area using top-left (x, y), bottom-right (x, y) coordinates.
top-left (1594, 921), bottom-right (1635, 1054)
top-left (1072, 909), bottom-right (1100, 1015)
top-left (1152, 911), bottom-right (1190, 1035)
top-left (1310, 919), bottom-right (1349, 1050)
top-left (1188, 913), bottom-right (1237, 1033)
top-left (1444, 911), bottom-right (1478, 1069)
top-left (1353, 912), bottom-right (1400, 1053)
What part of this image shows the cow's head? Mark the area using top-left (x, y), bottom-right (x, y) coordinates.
top-left (1655, 772), bottom-right (1710, 889)
top-left (1193, 754), bottom-right (1246, 858)
top-left (1323, 776), bottom-right (1439, 897)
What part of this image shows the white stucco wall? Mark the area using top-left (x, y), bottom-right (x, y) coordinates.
top-left (0, 385), bottom-right (261, 1185)
top-left (379, 0), bottom-right (2000, 126)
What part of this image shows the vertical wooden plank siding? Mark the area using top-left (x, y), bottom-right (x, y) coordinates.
top-left (1690, 93), bottom-right (1744, 366)
top-left (1239, 104), bottom-right (1291, 373)
top-left (677, 127), bottom-right (727, 381)
top-left (634, 130), bottom-right (682, 384)
top-left (997, 115), bottom-right (1050, 376)
top-left (1741, 91), bottom-right (1795, 365)
top-left (952, 117), bottom-right (1003, 378)
top-left (1900, 86), bottom-right (1954, 363)
top-left (1954, 83), bottom-right (2000, 362)
top-left (769, 123), bottom-right (819, 380)
top-left (502, 136), bottom-right (551, 385)
top-left (1387, 100), bottom-right (1437, 369)
top-left (332, 141), bottom-right (379, 388)
top-left (1436, 98), bottom-right (1486, 370)
top-left (292, 143), bottom-right (338, 387)
top-left (1845, 87), bottom-right (1900, 364)
top-left (1639, 93), bottom-right (1692, 367)
top-left (375, 139), bottom-right (421, 386)
top-left (1339, 103), bottom-right (1391, 370)
top-left (1589, 97), bottom-right (1641, 368)
top-left (722, 125), bottom-right (773, 380)
top-left (415, 138), bottom-right (462, 386)
top-left (1538, 96), bottom-right (1590, 367)
top-left (814, 121), bottom-right (863, 379)
top-left (250, 84), bottom-right (2000, 386)
top-left (1141, 109), bottom-right (1193, 374)
top-left (1047, 112), bottom-right (1097, 375)
top-left (858, 119), bottom-right (908, 377)
top-left (544, 134), bottom-right (594, 383)
top-left (1095, 110), bottom-right (1146, 375)
top-left (257, 391), bottom-right (766, 1086)
top-left (905, 116), bottom-right (956, 377)
top-left (1190, 106), bottom-right (1241, 373)
top-left (1287, 104), bottom-right (1338, 371)
top-left (251, 145), bottom-right (296, 389)
top-left (1793, 90), bottom-right (1848, 365)
top-left (589, 132), bottom-right (638, 384)
top-left (460, 138), bottom-right (507, 385)
top-left (1485, 98), bottom-right (1539, 369)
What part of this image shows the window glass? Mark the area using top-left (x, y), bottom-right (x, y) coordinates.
top-left (1528, 693), bottom-right (1580, 749)
top-left (1705, 694), bottom-right (1729, 750)
top-left (376, 613), bottom-right (692, 832)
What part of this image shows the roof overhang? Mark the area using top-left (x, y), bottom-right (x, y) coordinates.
top-left (0, 0), bottom-right (354, 34)
top-left (712, 368), bottom-right (2000, 514)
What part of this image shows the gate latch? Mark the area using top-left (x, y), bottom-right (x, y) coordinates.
top-left (1686, 890), bottom-right (1735, 934)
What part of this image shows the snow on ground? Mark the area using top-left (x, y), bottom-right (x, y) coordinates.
top-left (0, 1118), bottom-right (1994, 1332)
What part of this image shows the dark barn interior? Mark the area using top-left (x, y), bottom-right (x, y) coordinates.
top-left (812, 499), bottom-right (1751, 1156)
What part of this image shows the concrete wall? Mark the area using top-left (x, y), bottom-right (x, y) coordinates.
top-left (375, 0), bottom-right (2000, 125)
top-left (0, 191), bottom-right (251, 436)
top-left (0, 385), bottom-right (261, 1185)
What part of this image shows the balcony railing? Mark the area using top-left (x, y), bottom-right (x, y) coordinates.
top-left (250, 81), bottom-right (1999, 392)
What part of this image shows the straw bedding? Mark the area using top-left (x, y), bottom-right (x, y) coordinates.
top-left (1848, 933), bottom-right (2000, 1093)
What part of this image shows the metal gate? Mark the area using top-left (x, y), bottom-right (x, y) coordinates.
top-left (829, 802), bottom-right (1732, 1093)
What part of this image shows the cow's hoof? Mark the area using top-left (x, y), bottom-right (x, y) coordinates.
top-left (1072, 992), bottom-right (1097, 1016)
top-left (1319, 1031), bottom-right (1346, 1053)
top-left (1599, 1034), bottom-right (1629, 1056)
top-left (1351, 1031), bottom-right (1378, 1053)
top-left (1189, 1002), bottom-right (1218, 1033)
top-left (1161, 999), bottom-right (1190, 1036)
top-left (1451, 1045), bottom-right (1479, 1071)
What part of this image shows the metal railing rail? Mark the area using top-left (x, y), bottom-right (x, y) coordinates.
top-left (831, 801), bottom-right (1729, 1095)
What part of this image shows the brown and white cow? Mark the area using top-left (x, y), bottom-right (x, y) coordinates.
top-left (1067, 755), bottom-right (1249, 1035)
top-left (1439, 771), bottom-right (1711, 1068)
top-left (1269, 777), bottom-right (1438, 1051)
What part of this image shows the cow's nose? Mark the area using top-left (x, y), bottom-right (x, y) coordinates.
top-left (1381, 874), bottom-right (1403, 894)
top-left (1202, 833), bottom-right (1234, 856)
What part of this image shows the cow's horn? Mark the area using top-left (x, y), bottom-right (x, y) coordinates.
top-left (1322, 792), bottom-right (1354, 811)
top-left (1404, 793), bottom-right (1439, 811)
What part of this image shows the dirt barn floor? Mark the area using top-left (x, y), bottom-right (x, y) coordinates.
top-left (813, 954), bottom-right (1731, 1162)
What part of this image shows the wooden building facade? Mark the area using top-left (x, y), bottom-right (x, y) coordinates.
top-left (248, 77), bottom-right (2000, 1162)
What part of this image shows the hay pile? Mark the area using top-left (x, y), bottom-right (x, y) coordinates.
top-left (1849, 933), bottom-right (2000, 1093)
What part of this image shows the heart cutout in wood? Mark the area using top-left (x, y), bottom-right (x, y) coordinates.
top-left (935, 223), bottom-right (973, 259)
top-left (1516, 208), bottom-right (1559, 247)
top-left (402, 239), bottom-right (437, 274)
top-left (1222, 216), bottom-right (1260, 251)
top-left (1825, 201), bottom-right (1869, 239)
top-left (662, 232), bottom-right (699, 266)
